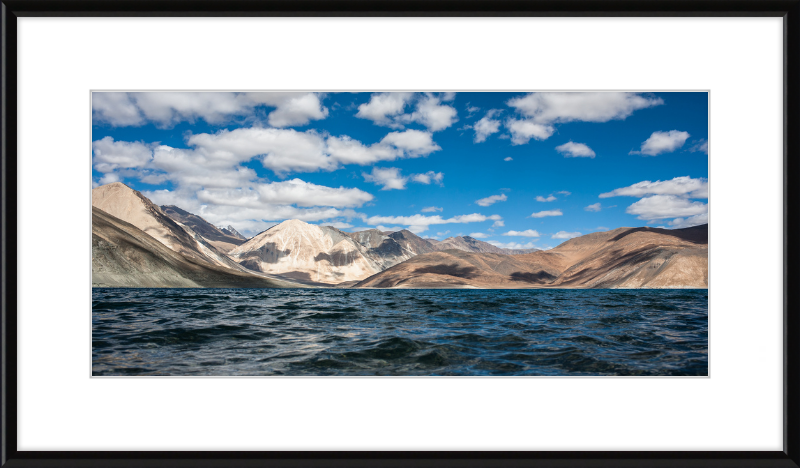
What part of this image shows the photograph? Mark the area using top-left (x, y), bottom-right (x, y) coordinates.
top-left (91, 91), bottom-right (709, 376)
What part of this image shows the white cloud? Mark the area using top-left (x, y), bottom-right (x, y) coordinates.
top-left (667, 213), bottom-right (709, 228)
top-left (363, 167), bottom-right (408, 191)
top-left (185, 127), bottom-right (333, 175)
top-left (556, 190), bottom-right (571, 196)
top-left (422, 206), bottom-right (443, 213)
top-left (355, 92), bottom-right (414, 127)
top-left (379, 129), bottom-right (441, 156)
top-left (552, 231), bottom-right (582, 240)
top-left (536, 195), bottom-right (557, 202)
top-left (530, 209), bottom-right (563, 218)
top-left (466, 105), bottom-right (480, 117)
top-left (92, 92), bottom-right (329, 128)
top-left (492, 220), bottom-right (505, 227)
top-left (488, 240), bottom-right (538, 250)
top-left (630, 130), bottom-right (690, 156)
top-left (626, 195), bottom-right (708, 220)
top-left (365, 213), bottom-right (502, 233)
top-left (410, 171), bottom-right (444, 185)
top-left (507, 92), bottom-right (663, 124)
top-left (473, 110), bottom-right (502, 143)
top-left (92, 137), bottom-right (153, 173)
top-left (503, 229), bottom-right (540, 237)
top-left (356, 92), bottom-right (457, 132)
top-left (476, 194), bottom-right (508, 207)
top-left (506, 119), bottom-right (555, 145)
top-left (555, 141), bottom-right (596, 158)
top-left (689, 139), bottom-right (709, 154)
top-left (195, 179), bottom-right (373, 208)
top-left (327, 129), bottom-right (440, 167)
top-left (469, 232), bottom-right (489, 239)
top-left (504, 157), bottom-right (513, 161)
top-left (363, 167), bottom-right (444, 191)
top-left (585, 203), bottom-right (602, 212)
top-left (98, 173), bottom-right (120, 185)
top-left (600, 176), bottom-right (708, 199)
top-left (437, 230), bottom-right (450, 236)
top-left (405, 94), bottom-right (458, 132)
top-left (247, 92), bottom-right (329, 127)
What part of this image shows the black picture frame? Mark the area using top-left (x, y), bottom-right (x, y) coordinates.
top-left (2, 1), bottom-right (798, 467)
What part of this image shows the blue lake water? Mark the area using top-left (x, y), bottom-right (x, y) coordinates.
top-left (92, 288), bottom-right (708, 376)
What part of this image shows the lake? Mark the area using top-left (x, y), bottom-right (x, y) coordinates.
top-left (92, 288), bottom-right (708, 376)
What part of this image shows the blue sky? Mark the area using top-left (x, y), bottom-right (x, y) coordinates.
top-left (91, 92), bottom-right (708, 249)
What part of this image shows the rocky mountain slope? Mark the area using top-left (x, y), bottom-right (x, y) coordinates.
top-left (228, 220), bottom-right (384, 284)
top-left (354, 225), bottom-right (708, 289)
top-left (431, 235), bottom-right (538, 255)
top-left (221, 225), bottom-right (247, 240)
top-left (92, 207), bottom-right (297, 288)
top-left (161, 205), bottom-right (246, 253)
top-left (92, 183), bottom-right (253, 274)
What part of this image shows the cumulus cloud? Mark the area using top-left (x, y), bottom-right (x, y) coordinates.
top-left (552, 231), bottom-right (582, 240)
top-left (355, 92), bottom-right (414, 127)
top-left (422, 206), bottom-right (443, 213)
top-left (625, 195), bottom-right (708, 220)
top-left (410, 171), bottom-right (444, 185)
top-left (530, 209), bottom-right (563, 218)
top-left (585, 203), bottom-right (602, 212)
top-left (555, 141), bottom-right (596, 158)
top-left (363, 167), bottom-right (408, 191)
top-left (92, 137), bottom-right (153, 173)
top-left (504, 157), bottom-right (513, 161)
top-left (600, 176), bottom-right (708, 199)
top-left (472, 110), bottom-right (502, 143)
top-left (507, 92), bottom-right (663, 125)
top-left (476, 194), bottom-right (508, 207)
top-left (506, 119), bottom-right (555, 145)
top-left (365, 213), bottom-right (502, 233)
top-left (405, 94), bottom-right (459, 132)
top-left (502, 92), bottom-right (662, 145)
top-left (356, 92), bottom-right (457, 132)
top-left (536, 195), bottom-right (557, 202)
top-left (92, 92), bottom-right (329, 128)
top-left (503, 229), bottom-right (540, 237)
top-left (363, 167), bottom-right (444, 190)
top-left (630, 130), bottom-right (691, 156)
top-left (492, 220), bottom-right (505, 227)
top-left (556, 190), bottom-right (571, 196)
top-left (195, 179), bottom-right (373, 208)
top-left (469, 232), bottom-right (489, 239)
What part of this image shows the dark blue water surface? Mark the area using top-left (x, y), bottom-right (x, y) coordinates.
top-left (92, 288), bottom-right (708, 376)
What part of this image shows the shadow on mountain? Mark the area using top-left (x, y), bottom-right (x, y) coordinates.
top-left (414, 264), bottom-right (479, 279)
top-left (510, 271), bottom-right (558, 284)
top-left (609, 224), bottom-right (707, 245)
top-left (238, 243), bottom-right (292, 264)
top-left (314, 251), bottom-right (362, 266)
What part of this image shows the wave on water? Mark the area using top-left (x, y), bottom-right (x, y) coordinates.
top-left (92, 288), bottom-right (708, 376)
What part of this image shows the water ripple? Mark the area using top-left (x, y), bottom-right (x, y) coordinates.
top-left (92, 288), bottom-right (708, 376)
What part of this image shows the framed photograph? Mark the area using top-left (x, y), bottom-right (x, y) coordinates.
top-left (2, 1), bottom-right (797, 467)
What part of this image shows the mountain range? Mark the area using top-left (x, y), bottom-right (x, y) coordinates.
top-left (91, 182), bottom-right (708, 289)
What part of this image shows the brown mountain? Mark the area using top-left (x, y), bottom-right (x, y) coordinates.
top-left (92, 207), bottom-right (298, 288)
top-left (354, 224), bottom-right (708, 289)
top-left (160, 205), bottom-right (246, 253)
top-left (432, 235), bottom-right (538, 255)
